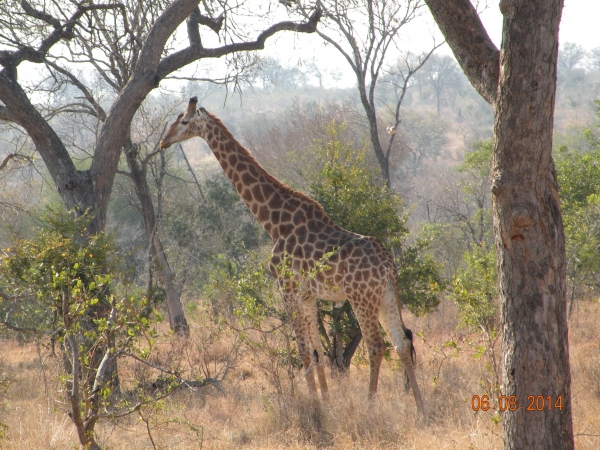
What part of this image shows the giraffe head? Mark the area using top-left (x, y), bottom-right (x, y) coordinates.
top-left (160, 96), bottom-right (210, 149)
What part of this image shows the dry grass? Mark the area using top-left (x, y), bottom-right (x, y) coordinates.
top-left (1, 299), bottom-right (599, 449)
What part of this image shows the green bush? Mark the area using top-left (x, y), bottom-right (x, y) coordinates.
top-left (555, 144), bottom-right (600, 305)
top-left (0, 207), bottom-right (160, 450)
top-left (449, 244), bottom-right (499, 332)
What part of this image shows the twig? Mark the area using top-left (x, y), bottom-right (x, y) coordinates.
top-left (120, 352), bottom-right (180, 377)
top-left (177, 143), bottom-right (205, 201)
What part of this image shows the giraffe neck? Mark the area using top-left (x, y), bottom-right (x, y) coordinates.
top-left (201, 114), bottom-right (331, 240)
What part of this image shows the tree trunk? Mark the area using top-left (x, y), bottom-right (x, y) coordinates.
top-left (330, 306), bottom-right (345, 369)
top-left (425, 0), bottom-right (573, 447)
top-left (493, 2), bottom-right (572, 447)
top-left (326, 303), bottom-right (362, 372)
top-left (358, 85), bottom-right (391, 187)
top-left (124, 141), bottom-right (189, 335)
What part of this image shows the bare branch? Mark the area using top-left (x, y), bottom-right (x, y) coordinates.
top-left (198, 12), bottom-right (224, 34)
top-left (19, 0), bottom-right (62, 28)
top-left (3, 2), bottom-right (125, 72)
top-left (121, 351), bottom-right (181, 376)
top-left (383, 43), bottom-right (443, 161)
top-left (107, 380), bottom-right (185, 419)
top-left (186, 7), bottom-right (202, 48)
top-left (0, 288), bottom-right (38, 334)
top-left (177, 143), bottom-right (205, 201)
top-left (0, 153), bottom-right (19, 171)
top-left (156, 7), bottom-right (322, 78)
top-left (44, 60), bottom-right (107, 121)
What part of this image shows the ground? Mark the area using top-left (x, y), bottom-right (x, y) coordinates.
top-left (1, 299), bottom-right (599, 449)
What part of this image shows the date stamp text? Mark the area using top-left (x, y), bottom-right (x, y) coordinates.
top-left (471, 395), bottom-right (563, 412)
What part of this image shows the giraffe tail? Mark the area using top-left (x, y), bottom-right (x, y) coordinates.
top-left (390, 257), bottom-right (414, 365)
top-left (403, 327), bottom-right (417, 366)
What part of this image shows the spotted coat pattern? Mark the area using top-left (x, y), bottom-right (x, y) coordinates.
top-left (160, 98), bottom-right (425, 414)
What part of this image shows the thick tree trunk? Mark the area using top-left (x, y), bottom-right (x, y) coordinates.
top-left (124, 142), bottom-right (189, 335)
top-left (425, 0), bottom-right (573, 447)
top-left (493, 1), bottom-right (572, 448)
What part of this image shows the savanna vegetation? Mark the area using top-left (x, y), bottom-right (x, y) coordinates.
top-left (1, 1), bottom-right (600, 448)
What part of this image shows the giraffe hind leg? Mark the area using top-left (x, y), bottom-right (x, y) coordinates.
top-left (345, 293), bottom-right (386, 397)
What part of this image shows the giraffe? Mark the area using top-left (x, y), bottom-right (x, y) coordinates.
top-left (160, 97), bottom-right (425, 415)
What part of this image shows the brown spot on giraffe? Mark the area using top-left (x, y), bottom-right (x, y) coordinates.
top-left (159, 98), bottom-right (426, 416)
top-left (280, 210), bottom-right (292, 223)
top-left (251, 185), bottom-right (265, 203)
top-left (270, 210), bottom-right (280, 225)
top-left (242, 172), bottom-right (257, 185)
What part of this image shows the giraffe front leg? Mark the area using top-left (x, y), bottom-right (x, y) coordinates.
top-left (302, 297), bottom-right (329, 401)
top-left (289, 305), bottom-right (318, 395)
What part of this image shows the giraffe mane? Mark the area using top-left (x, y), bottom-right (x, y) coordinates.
top-left (206, 111), bottom-right (326, 214)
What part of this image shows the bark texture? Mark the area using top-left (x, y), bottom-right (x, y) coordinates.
top-left (123, 141), bottom-right (189, 335)
top-left (494, 1), bottom-right (572, 448)
top-left (426, 0), bottom-right (573, 448)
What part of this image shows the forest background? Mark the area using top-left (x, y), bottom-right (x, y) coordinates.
top-left (1, 1), bottom-right (600, 448)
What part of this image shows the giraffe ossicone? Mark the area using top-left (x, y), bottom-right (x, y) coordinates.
top-left (160, 97), bottom-right (426, 416)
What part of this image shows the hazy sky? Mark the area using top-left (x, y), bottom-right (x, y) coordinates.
top-left (480, 0), bottom-right (600, 50)
top-left (260, 0), bottom-right (600, 88)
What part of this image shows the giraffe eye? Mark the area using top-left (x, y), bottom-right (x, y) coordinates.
top-left (181, 120), bottom-right (189, 125)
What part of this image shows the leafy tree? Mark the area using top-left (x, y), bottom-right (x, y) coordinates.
top-left (420, 138), bottom-right (498, 327)
top-left (589, 46), bottom-right (600, 72)
top-left (0, 207), bottom-right (164, 450)
top-left (584, 100), bottom-right (600, 151)
top-left (254, 57), bottom-right (307, 90)
top-left (448, 243), bottom-right (501, 408)
top-left (307, 122), bottom-right (444, 370)
top-left (399, 111), bottom-right (449, 176)
top-left (558, 42), bottom-right (586, 71)
top-left (1, 208), bottom-right (119, 334)
top-left (555, 112), bottom-right (600, 313)
top-left (396, 239), bottom-right (446, 317)
top-left (309, 123), bottom-right (408, 249)
top-left (449, 244), bottom-right (498, 332)
top-left (556, 146), bottom-right (600, 212)
top-left (161, 171), bottom-right (265, 300)
top-left (417, 54), bottom-right (464, 115)
top-left (455, 138), bottom-right (494, 246)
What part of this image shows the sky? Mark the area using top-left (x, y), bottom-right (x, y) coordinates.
top-left (479, 0), bottom-right (600, 50)
top-left (259, 0), bottom-right (600, 89)
top-left (15, 1), bottom-right (600, 93)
